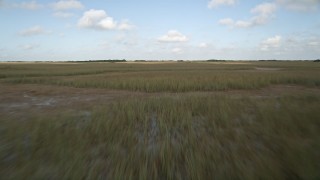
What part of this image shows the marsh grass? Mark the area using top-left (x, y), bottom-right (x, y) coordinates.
top-left (1, 61), bottom-right (320, 179)
top-left (1, 94), bottom-right (319, 179)
top-left (1, 62), bottom-right (320, 92)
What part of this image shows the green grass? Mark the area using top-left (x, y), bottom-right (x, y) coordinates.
top-left (1, 61), bottom-right (320, 92)
top-left (1, 61), bottom-right (320, 179)
top-left (1, 94), bottom-right (320, 179)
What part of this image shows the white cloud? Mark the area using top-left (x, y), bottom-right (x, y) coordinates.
top-left (97, 17), bottom-right (117, 29)
top-left (78, 9), bottom-right (117, 30)
top-left (260, 35), bottom-right (282, 51)
top-left (218, 18), bottom-right (234, 26)
top-left (52, 0), bottom-right (84, 11)
top-left (51, 0), bottom-right (83, 19)
top-left (243, 2), bottom-right (277, 27)
top-left (219, 2), bottom-right (277, 28)
top-left (157, 30), bottom-right (188, 42)
top-left (118, 20), bottom-right (135, 30)
top-left (276, 0), bottom-right (320, 11)
top-left (251, 2), bottom-right (277, 15)
top-left (19, 26), bottom-right (49, 36)
top-left (208, 0), bottom-right (237, 8)
top-left (53, 11), bottom-right (74, 18)
top-left (257, 34), bottom-right (320, 59)
top-left (13, 1), bottom-right (43, 10)
top-left (78, 9), bottom-right (134, 31)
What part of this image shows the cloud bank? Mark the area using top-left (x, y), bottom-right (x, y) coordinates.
top-left (157, 30), bottom-right (188, 42)
top-left (208, 0), bottom-right (237, 8)
top-left (78, 9), bottom-right (134, 30)
top-left (219, 2), bottom-right (277, 28)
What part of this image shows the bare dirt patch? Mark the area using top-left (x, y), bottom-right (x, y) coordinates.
top-left (0, 84), bottom-right (143, 121)
top-left (0, 84), bottom-right (141, 110)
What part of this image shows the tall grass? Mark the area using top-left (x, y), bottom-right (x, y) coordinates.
top-left (1, 94), bottom-right (319, 179)
top-left (1, 61), bottom-right (320, 92)
top-left (1, 61), bottom-right (319, 178)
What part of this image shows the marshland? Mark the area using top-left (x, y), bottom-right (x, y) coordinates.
top-left (1, 61), bottom-right (320, 179)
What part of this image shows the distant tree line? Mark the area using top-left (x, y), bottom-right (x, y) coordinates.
top-left (76, 59), bottom-right (127, 63)
top-left (207, 59), bottom-right (227, 62)
top-left (134, 60), bottom-right (147, 62)
top-left (258, 60), bottom-right (278, 61)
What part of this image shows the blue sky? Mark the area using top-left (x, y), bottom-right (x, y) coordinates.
top-left (0, 0), bottom-right (320, 61)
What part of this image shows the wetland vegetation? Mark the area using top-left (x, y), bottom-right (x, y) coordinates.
top-left (0, 61), bottom-right (320, 179)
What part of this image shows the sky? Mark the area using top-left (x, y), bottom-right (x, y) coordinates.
top-left (0, 0), bottom-right (320, 61)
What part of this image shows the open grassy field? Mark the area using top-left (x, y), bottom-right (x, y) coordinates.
top-left (1, 61), bottom-right (320, 92)
top-left (1, 61), bottom-right (320, 179)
